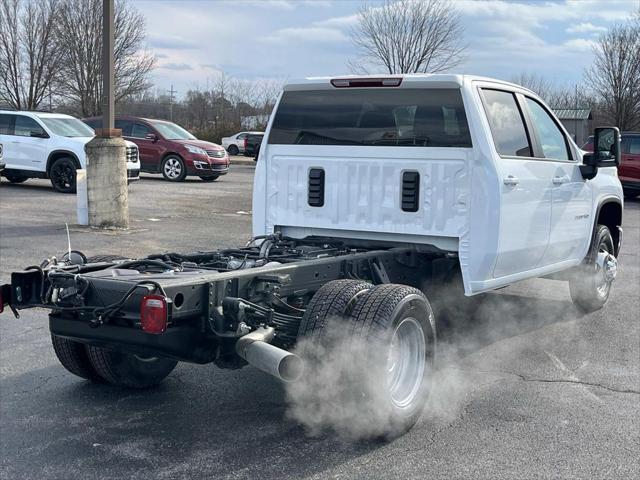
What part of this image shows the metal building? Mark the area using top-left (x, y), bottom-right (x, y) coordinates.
top-left (552, 108), bottom-right (592, 147)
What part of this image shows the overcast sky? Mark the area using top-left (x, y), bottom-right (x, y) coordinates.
top-left (132, 0), bottom-right (639, 98)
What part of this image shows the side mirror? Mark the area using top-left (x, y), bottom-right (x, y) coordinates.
top-left (30, 131), bottom-right (48, 139)
top-left (145, 133), bottom-right (157, 142)
top-left (581, 126), bottom-right (620, 180)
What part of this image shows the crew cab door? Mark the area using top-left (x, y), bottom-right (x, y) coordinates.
top-left (521, 97), bottom-right (591, 264)
top-left (0, 114), bottom-right (48, 172)
top-left (480, 88), bottom-right (554, 278)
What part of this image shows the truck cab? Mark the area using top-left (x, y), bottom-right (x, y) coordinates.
top-left (253, 74), bottom-right (623, 294)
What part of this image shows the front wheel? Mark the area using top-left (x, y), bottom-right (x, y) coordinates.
top-left (569, 225), bottom-right (617, 313)
top-left (161, 155), bottom-right (187, 182)
top-left (49, 157), bottom-right (77, 193)
top-left (86, 346), bottom-right (178, 388)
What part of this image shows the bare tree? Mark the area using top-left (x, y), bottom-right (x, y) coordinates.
top-left (55, 0), bottom-right (155, 116)
top-left (349, 0), bottom-right (466, 74)
top-left (585, 14), bottom-right (640, 130)
top-left (0, 0), bottom-right (62, 110)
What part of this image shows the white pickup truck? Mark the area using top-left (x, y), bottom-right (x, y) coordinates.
top-left (1, 74), bottom-right (623, 437)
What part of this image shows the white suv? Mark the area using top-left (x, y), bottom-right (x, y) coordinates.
top-left (221, 131), bottom-right (263, 155)
top-left (0, 111), bottom-right (140, 193)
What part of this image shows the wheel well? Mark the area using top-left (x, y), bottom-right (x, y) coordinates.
top-left (46, 151), bottom-right (80, 176)
top-left (597, 201), bottom-right (622, 255)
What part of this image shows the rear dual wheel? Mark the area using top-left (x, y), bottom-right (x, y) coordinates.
top-left (297, 280), bottom-right (436, 438)
top-left (51, 335), bottom-right (177, 388)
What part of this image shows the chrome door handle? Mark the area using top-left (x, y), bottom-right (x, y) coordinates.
top-left (503, 175), bottom-right (519, 186)
top-left (552, 175), bottom-right (570, 185)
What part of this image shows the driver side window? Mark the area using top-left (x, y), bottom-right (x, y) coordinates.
top-left (524, 98), bottom-right (571, 160)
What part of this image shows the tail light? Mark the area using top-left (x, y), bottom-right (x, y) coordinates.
top-left (330, 77), bottom-right (402, 88)
top-left (140, 295), bottom-right (168, 334)
top-left (243, 138), bottom-right (248, 150)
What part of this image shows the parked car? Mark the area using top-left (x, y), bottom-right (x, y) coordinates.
top-left (583, 132), bottom-right (640, 198)
top-left (244, 133), bottom-right (264, 159)
top-left (221, 131), bottom-right (263, 155)
top-left (0, 111), bottom-right (140, 193)
top-left (84, 116), bottom-right (230, 182)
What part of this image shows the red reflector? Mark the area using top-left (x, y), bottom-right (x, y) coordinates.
top-left (330, 77), bottom-right (402, 88)
top-left (140, 295), bottom-right (168, 334)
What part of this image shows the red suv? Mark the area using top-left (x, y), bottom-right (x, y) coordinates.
top-left (583, 131), bottom-right (640, 198)
top-left (83, 116), bottom-right (230, 182)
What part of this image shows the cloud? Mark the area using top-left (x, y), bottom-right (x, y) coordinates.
top-left (566, 22), bottom-right (608, 34)
top-left (563, 38), bottom-right (598, 51)
top-left (148, 35), bottom-right (199, 50)
top-left (158, 63), bottom-right (194, 71)
top-left (263, 26), bottom-right (350, 44)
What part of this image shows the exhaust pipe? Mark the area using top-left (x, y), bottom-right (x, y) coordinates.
top-left (236, 326), bottom-right (303, 382)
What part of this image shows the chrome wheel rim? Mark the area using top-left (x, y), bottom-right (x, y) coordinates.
top-left (387, 317), bottom-right (426, 409)
top-left (595, 244), bottom-right (617, 298)
top-left (164, 158), bottom-right (182, 179)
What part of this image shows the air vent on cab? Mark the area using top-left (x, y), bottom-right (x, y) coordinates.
top-left (401, 171), bottom-right (420, 212)
top-left (308, 168), bottom-right (325, 207)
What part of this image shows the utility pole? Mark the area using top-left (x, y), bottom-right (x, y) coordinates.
top-left (102, 0), bottom-right (115, 133)
top-left (168, 85), bottom-right (177, 121)
top-left (83, 0), bottom-right (129, 229)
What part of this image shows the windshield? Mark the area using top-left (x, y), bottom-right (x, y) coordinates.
top-left (38, 116), bottom-right (95, 137)
top-left (149, 120), bottom-right (196, 140)
top-left (268, 88), bottom-right (472, 147)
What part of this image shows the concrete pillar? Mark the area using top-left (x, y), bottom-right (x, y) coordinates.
top-left (85, 136), bottom-right (129, 229)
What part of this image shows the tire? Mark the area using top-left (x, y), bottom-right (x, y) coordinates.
top-left (161, 155), bottom-right (187, 182)
top-left (49, 157), bottom-right (77, 193)
top-left (51, 334), bottom-right (104, 382)
top-left (227, 145), bottom-right (239, 156)
top-left (569, 225), bottom-right (617, 313)
top-left (297, 279), bottom-right (373, 355)
top-left (200, 175), bottom-right (219, 182)
top-left (348, 284), bottom-right (436, 438)
top-left (86, 346), bottom-right (178, 389)
top-left (86, 254), bottom-right (127, 263)
top-left (4, 173), bottom-right (28, 184)
top-left (623, 189), bottom-right (639, 199)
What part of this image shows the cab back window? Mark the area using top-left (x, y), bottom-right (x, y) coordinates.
top-left (268, 88), bottom-right (472, 147)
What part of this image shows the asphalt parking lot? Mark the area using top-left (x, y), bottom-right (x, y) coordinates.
top-left (1, 167), bottom-right (639, 480)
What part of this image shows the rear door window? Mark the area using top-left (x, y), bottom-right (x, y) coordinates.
top-left (115, 119), bottom-right (133, 137)
top-left (629, 137), bottom-right (640, 154)
top-left (481, 89), bottom-right (532, 157)
top-left (268, 88), bottom-right (472, 147)
top-left (14, 116), bottom-right (46, 137)
top-left (0, 114), bottom-right (14, 134)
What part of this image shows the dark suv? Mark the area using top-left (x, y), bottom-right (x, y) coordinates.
top-left (83, 116), bottom-right (230, 182)
top-left (583, 132), bottom-right (640, 198)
